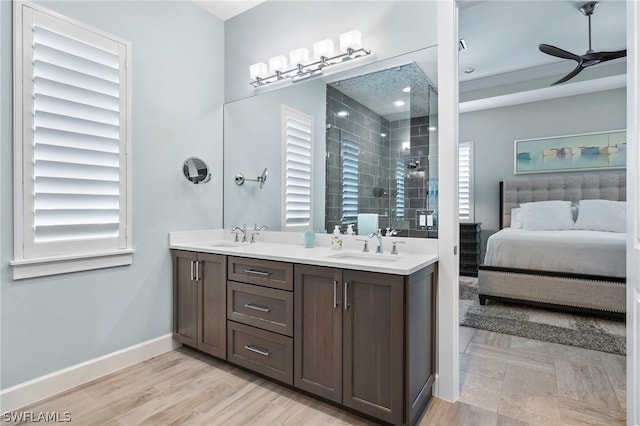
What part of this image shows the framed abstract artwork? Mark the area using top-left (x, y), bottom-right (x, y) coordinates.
top-left (514, 130), bottom-right (626, 174)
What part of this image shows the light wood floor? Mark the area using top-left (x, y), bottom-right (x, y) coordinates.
top-left (4, 327), bottom-right (626, 425)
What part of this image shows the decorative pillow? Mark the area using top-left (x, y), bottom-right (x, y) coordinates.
top-left (520, 200), bottom-right (574, 231)
top-left (574, 199), bottom-right (626, 233)
top-left (510, 208), bottom-right (523, 229)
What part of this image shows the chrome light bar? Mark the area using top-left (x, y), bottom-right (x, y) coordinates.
top-left (250, 47), bottom-right (371, 88)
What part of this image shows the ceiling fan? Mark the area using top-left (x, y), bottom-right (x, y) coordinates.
top-left (538, 1), bottom-right (626, 85)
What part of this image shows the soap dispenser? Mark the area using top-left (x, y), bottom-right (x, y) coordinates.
top-left (346, 224), bottom-right (354, 235)
top-left (332, 225), bottom-right (343, 250)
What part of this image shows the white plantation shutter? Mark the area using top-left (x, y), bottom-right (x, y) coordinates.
top-left (395, 160), bottom-right (405, 219)
top-left (13, 3), bottom-right (132, 278)
top-left (342, 138), bottom-right (359, 225)
top-left (459, 141), bottom-right (474, 222)
top-left (282, 107), bottom-right (313, 230)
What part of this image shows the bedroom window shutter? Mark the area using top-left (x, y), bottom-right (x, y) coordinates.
top-left (342, 137), bottom-right (359, 225)
top-left (13, 3), bottom-right (132, 278)
top-left (459, 141), bottom-right (474, 222)
top-left (282, 107), bottom-right (313, 230)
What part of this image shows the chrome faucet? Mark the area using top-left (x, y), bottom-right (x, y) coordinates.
top-left (368, 229), bottom-right (384, 253)
top-left (249, 225), bottom-right (267, 243)
top-left (231, 224), bottom-right (248, 243)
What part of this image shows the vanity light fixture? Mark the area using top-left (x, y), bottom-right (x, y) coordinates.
top-left (249, 30), bottom-right (371, 88)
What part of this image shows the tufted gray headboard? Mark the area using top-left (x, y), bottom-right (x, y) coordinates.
top-left (501, 174), bottom-right (626, 228)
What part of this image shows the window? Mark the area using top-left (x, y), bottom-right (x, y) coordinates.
top-left (395, 160), bottom-right (405, 219)
top-left (282, 106), bottom-right (313, 230)
top-left (459, 141), bottom-right (474, 222)
top-left (341, 137), bottom-right (359, 225)
top-left (12, 2), bottom-right (132, 279)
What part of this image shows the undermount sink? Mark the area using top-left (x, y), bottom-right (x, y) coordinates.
top-left (199, 240), bottom-right (240, 248)
top-left (326, 251), bottom-right (399, 262)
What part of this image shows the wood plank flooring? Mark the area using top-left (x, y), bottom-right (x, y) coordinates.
top-left (4, 327), bottom-right (626, 425)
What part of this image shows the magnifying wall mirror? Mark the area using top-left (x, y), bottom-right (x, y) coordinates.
top-left (182, 157), bottom-right (211, 184)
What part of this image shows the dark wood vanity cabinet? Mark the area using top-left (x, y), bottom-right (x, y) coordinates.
top-left (172, 250), bottom-right (227, 359)
top-left (294, 264), bottom-right (435, 426)
top-left (173, 250), bottom-right (435, 425)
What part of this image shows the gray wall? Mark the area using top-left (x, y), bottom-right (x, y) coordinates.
top-left (1, 1), bottom-right (225, 388)
top-left (224, 1), bottom-right (437, 103)
top-left (460, 88), bottom-right (626, 256)
top-left (325, 85), bottom-right (391, 233)
top-left (223, 79), bottom-right (326, 232)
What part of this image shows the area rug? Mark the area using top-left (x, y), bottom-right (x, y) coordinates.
top-left (459, 276), bottom-right (626, 355)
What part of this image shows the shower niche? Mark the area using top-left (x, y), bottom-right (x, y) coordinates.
top-left (325, 63), bottom-right (438, 238)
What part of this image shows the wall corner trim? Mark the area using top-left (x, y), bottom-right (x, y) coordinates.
top-left (0, 334), bottom-right (180, 413)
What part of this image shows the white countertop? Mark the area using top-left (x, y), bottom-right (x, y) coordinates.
top-left (169, 229), bottom-right (438, 275)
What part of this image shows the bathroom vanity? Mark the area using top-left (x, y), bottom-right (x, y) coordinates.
top-left (169, 230), bottom-right (437, 426)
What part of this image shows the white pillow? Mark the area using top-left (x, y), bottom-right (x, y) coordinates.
top-left (574, 199), bottom-right (626, 233)
top-left (520, 200), bottom-right (574, 231)
top-left (510, 208), bottom-right (523, 228)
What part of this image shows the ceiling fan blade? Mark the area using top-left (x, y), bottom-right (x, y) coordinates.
top-left (539, 44), bottom-right (582, 62)
top-left (551, 64), bottom-right (585, 85)
top-left (593, 49), bottom-right (627, 62)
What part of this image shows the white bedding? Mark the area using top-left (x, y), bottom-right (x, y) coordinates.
top-left (483, 228), bottom-right (626, 278)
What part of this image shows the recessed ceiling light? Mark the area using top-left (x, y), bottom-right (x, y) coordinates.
top-left (336, 110), bottom-right (349, 117)
top-left (463, 68), bottom-right (475, 74)
top-left (402, 86), bottom-right (411, 93)
top-left (380, 133), bottom-right (387, 137)
top-left (394, 100), bottom-right (405, 107)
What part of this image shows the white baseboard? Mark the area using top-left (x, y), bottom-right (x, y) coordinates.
top-left (0, 333), bottom-right (180, 413)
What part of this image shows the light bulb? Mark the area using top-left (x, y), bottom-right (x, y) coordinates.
top-left (249, 63), bottom-right (268, 79)
top-left (289, 48), bottom-right (310, 66)
top-left (339, 30), bottom-right (362, 52)
top-left (313, 39), bottom-right (334, 59)
top-left (268, 55), bottom-right (289, 73)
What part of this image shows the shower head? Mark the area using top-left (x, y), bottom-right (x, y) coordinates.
top-left (407, 160), bottom-right (420, 169)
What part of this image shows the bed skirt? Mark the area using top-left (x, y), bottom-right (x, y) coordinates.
top-left (478, 265), bottom-right (626, 317)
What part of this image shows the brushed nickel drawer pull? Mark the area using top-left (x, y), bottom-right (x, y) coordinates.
top-left (244, 344), bottom-right (271, 357)
top-left (195, 260), bottom-right (200, 281)
top-left (333, 280), bottom-right (338, 308)
top-left (243, 269), bottom-right (272, 276)
top-left (244, 303), bottom-right (271, 313)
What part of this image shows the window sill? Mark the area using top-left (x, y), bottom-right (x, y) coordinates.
top-left (10, 249), bottom-right (135, 280)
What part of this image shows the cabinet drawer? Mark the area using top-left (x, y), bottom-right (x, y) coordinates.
top-left (227, 281), bottom-right (293, 336)
top-left (228, 257), bottom-right (293, 291)
top-left (227, 321), bottom-right (293, 385)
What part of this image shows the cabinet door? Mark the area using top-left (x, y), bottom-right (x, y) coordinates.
top-left (172, 250), bottom-right (198, 347)
top-left (343, 270), bottom-right (404, 425)
top-left (198, 253), bottom-right (227, 359)
top-left (294, 265), bottom-right (343, 403)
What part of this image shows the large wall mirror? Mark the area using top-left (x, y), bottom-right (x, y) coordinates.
top-left (223, 46), bottom-right (439, 238)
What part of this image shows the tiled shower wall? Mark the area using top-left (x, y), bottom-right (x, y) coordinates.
top-left (325, 85), bottom-right (391, 233)
top-left (388, 116), bottom-right (434, 238)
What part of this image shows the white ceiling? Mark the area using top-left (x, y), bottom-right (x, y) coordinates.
top-left (459, 0), bottom-right (627, 89)
top-left (193, 0), bottom-right (265, 21)
top-left (194, 1), bottom-right (626, 89)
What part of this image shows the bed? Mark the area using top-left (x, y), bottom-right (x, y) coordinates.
top-left (477, 174), bottom-right (626, 317)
